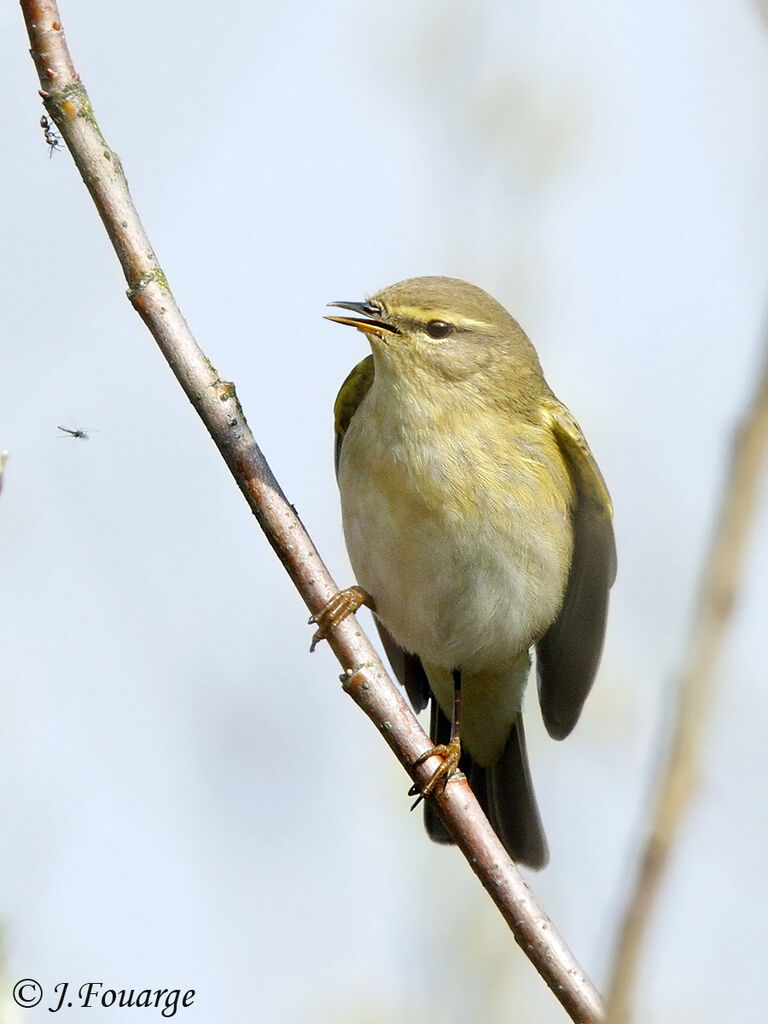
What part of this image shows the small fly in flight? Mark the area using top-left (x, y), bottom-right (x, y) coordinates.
top-left (57, 425), bottom-right (89, 440)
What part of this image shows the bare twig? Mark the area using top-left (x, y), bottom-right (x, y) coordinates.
top-left (0, 452), bottom-right (8, 496)
top-left (753, 0), bottom-right (768, 32)
top-left (606, 340), bottom-right (768, 1022)
top-left (19, 3), bottom-right (605, 1020)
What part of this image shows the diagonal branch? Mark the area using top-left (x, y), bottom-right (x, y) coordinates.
top-left (19, 3), bottom-right (605, 1020)
top-left (606, 337), bottom-right (768, 1022)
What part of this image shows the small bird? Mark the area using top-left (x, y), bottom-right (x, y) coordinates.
top-left (318, 276), bottom-right (616, 868)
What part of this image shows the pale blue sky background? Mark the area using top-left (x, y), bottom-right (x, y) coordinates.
top-left (2, 2), bottom-right (768, 1021)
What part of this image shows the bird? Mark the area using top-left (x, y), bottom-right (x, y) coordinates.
top-left (315, 276), bottom-right (616, 868)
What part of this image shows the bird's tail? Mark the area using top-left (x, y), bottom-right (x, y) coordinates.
top-left (424, 702), bottom-right (548, 869)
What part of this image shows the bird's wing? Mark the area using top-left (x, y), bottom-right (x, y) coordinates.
top-left (334, 354), bottom-right (375, 477)
top-left (376, 623), bottom-right (431, 713)
top-left (535, 401), bottom-right (617, 740)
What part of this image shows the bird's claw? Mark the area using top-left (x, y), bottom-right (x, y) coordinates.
top-left (309, 586), bottom-right (374, 652)
top-left (409, 736), bottom-right (462, 809)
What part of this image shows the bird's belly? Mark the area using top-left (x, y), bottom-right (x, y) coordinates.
top-left (340, 461), bottom-right (570, 671)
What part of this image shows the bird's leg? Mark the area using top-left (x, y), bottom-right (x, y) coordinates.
top-left (410, 669), bottom-right (463, 805)
top-left (309, 585), bottom-right (375, 652)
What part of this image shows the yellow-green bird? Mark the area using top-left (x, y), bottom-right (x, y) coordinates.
top-left (323, 276), bottom-right (616, 869)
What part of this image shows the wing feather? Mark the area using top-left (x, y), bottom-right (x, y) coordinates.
top-left (536, 403), bottom-right (617, 740)
top-left (334, 355), bottom-right (374, 476)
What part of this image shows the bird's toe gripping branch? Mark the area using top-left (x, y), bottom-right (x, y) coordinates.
top-left (408, 735), bottom-right (463, 809)
top-left (309, 585), bottom-right (375, 652)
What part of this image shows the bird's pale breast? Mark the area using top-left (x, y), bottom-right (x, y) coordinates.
top-left (338, 381), bottom-right (574, 675)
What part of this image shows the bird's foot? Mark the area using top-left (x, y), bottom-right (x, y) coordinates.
top-left (309, 586), bottom-right (374, 652)
top-left (409, 736), bottom-right (462, 809)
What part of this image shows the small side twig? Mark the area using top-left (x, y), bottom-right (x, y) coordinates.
top-left (20, 3), bottom-right (605, 1020)
top-left (606, 337), bottom-right (768, 1022)
top-left (0, 452), bottom-right (8, 496)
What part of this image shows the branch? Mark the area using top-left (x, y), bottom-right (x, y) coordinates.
top-left (19, 3), bottom-right (604, 1020)
top-left (606, 338), bottom-right (768, 1021)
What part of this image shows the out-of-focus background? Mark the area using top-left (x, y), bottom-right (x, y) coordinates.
top-left (2, 2), bottom-right (767, 1021)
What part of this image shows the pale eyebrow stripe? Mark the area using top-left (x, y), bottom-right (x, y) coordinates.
top-left (394, 306), bottom-right (493, 331)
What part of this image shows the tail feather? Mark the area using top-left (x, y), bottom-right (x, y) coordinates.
top-left (486, 716), bottom-right (549, 868)
top-left (423, 700), bottom-right (548, 869)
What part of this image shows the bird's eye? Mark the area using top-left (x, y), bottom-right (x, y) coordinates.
top-left (425, 320), bottom-right (453, 339)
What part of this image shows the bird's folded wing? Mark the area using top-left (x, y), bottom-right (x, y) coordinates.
top-left (375, 621), bottom-right (431, 713)
top-left (334, 354), bottom-right (374, 475)
top-left (536, 402), bottom-right (617, 740)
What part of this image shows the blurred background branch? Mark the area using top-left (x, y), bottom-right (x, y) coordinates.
top-left (606, 331), bottom-right (768, 1022)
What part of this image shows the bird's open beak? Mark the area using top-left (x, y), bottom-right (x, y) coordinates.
top-left (325, 300), bottom-right (400, 336)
